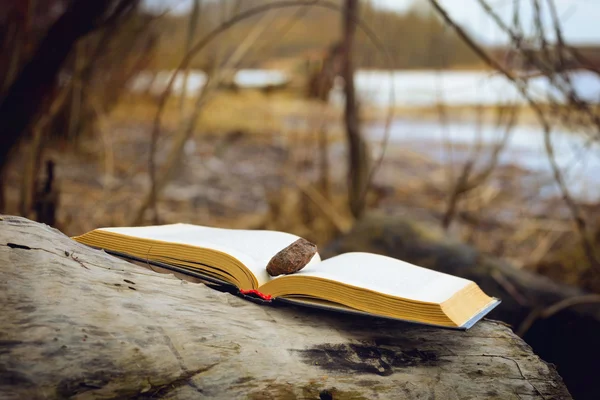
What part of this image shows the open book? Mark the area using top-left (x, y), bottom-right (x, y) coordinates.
top-left (73, 223), bottom-right (500, 329)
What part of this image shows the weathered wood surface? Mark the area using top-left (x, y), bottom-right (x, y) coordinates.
top-left (324, 211), bottom-right (599, 400)
top-left (0, 216), bottom-right (571, 400)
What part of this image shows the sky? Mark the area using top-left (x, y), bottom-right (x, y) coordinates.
top-left (145, 0), bottom-right (600, 45)
top-left (373, 0), bottom-right (600, 44)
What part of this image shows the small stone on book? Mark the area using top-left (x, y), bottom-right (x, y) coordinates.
top-left (266, 238), bottom-right (317, 276)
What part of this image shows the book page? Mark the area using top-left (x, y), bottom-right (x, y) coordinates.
top-left (288, 252), bottom-right (472, 304)
top-left (98, 224), bottom-right (321, 286)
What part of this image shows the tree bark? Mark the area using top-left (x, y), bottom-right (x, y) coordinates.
top-left (342, 0), bottom-right (369, 218)
top-left (0, 215), bottom-right (571, 399)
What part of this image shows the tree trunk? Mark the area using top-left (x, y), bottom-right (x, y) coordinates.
top-left (342, 0), bottom-right (369, 218)
top-left (0, 174), bottom-right (5, 213)
top-left (0, 0), bottom-right (131, 173)
top-left (0, 215), bottom-right (571, 399)
top-left (318, 127), bottom-right (330, 200)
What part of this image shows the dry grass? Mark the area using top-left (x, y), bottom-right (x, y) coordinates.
top-left (111, 90), bottom-right (346, 139)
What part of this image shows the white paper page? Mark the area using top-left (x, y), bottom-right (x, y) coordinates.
top-left (99, 224), bottom-right (321, 285)
top-left (291, 252), bottom-right (471, 304)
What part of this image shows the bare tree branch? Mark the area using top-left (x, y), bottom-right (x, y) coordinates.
top-left (138, 7), bottom-right (282, 224)
top-left (140, 0), bottom-right (395, 224)
top-left (429, 0), bottom-right (600, 275)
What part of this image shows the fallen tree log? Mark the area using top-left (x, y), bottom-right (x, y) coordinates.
top-left (324, 211), bottom-right (599, 400)
top-left (0, 216), bottom-right (571, 399)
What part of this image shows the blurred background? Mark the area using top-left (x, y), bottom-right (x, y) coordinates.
top-left (1, 0), bottom-right (600, 398)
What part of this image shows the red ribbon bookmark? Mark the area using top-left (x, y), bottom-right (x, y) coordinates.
top-left (239, 289), bottom-right (273, 301)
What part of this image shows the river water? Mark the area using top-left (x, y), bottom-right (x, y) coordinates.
top-left (344, 70), bottom-right (600, 201)
top-left (367, 117), bottom-right (600, 201)
top-left (349, 70), bottom-right (600, 107)
top-left (131, 69), bottom-right (600, 200)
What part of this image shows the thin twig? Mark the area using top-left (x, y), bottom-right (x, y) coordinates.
top-left (541, 294), bottom-right (600, 319)
top-left (491, 270), bottom-right (530, 307)
top-left (294, 180), bottom-right (353, 233)
top-left (517, 295), bottom-right (600, 338)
